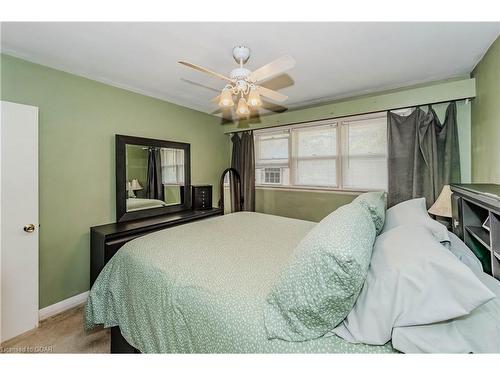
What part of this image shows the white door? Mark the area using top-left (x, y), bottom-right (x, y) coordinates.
top-left (0, 100), bottom-right (39, 342)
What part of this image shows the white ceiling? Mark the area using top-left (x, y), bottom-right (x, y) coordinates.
top-left (1, 22), bottom-right (499, 116)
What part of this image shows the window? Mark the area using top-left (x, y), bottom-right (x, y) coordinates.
top-left (254, 112), bottom-right (388, 191)
top-left (160, 148), bottom-right (184, 185)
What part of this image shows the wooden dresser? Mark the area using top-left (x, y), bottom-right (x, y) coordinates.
top-left (450, 183), bottom-right (500, 280)
top-left (90, 208), bottom-right (222, 285)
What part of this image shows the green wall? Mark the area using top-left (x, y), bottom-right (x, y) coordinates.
top-left (251, 79), bottom-right (473, 222)
top-left (0, 54), bottom-right (229, 308)
top-left (471, 36), bottom-right (500, 183)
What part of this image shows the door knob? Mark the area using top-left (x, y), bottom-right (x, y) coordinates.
top-left (23, 224), bottom-right (36, 233)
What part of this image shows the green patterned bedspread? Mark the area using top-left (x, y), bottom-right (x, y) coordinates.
top-left (85, 212), bottom-right (395, 353)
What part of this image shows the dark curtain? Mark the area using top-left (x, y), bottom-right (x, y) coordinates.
top-left (435, 103), bottom-right (461, 191)
top-left (146, 147), bottom-right (164, 201)
top-left (230, 134), bottom-right (242, 212)
top-left (231, 133), bottom-right (242, 172)
top-left (240, 131), bottom-right (255, 211)
top-left (388, 102), bottom-right (461, 208)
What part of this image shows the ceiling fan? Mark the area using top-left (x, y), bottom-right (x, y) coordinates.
top-left (179, 46), bottom-right (295, 121)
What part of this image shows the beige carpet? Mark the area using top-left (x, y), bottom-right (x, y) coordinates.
top-left (0, 305), bottom-right (109, 353)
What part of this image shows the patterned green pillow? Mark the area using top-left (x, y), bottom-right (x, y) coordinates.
top-left (353, 191), bottom-right (386, 234)
top-left (264, 201), bottom-right (376, 342)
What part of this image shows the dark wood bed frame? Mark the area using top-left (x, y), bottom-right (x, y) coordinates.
top-left (111, 327), bottom-right (139, 353)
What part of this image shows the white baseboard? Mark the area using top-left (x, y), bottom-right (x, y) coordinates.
top-left (38, 291), bottom-right (89, 321)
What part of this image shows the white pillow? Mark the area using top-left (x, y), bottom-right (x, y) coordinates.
top-left (332, 225), bottom-right (495, 345)
top-left (391, 271), bottom-right (500, 353)
top-left (446, 231), bottom-right (484, 274)
top-left (382, 197), bottom-right (450, 243)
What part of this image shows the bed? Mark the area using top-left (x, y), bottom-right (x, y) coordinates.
top-left (126, 198), bottom-right (167, 212)
top-left (85, 212), bottom-right (395, 353)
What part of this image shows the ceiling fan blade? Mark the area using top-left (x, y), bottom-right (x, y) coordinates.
top-left (257, 86), bottom-right (288, 103)
top-left (261, 100), bottom-right (288, 113)
top-left (179, 61), bottom-right (234, 83)
top-left (248, 55), bottom-right (296, 83)
top-left (220, 108), bottom-right (234, 124)
top-left (181, 78), bottom-right (222, 93)
top-left (221, 117), bottom-right (234, 125)
top-left (247, 108), bottom-right (262, 124)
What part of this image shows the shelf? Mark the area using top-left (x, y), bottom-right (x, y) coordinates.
top-left (465, 226), bottom-right (491, 250)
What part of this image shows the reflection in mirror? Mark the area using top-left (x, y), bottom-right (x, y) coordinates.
top-left (125, 144), bottom-right (185, 212)
top-left (219, 168), bottom-right (242, 214)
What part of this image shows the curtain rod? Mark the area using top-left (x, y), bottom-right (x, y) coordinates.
top-left (228, 97), bottom-right (473, 135)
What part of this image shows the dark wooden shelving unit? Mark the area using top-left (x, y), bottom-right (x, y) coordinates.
top-left (465, 226), bottom-right (491, 249)
top-left (451, 184), bottom-right (500, 280)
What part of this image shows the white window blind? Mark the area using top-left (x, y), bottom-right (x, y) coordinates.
top-left (341, 116), bottom-right (388, 190)
top-left (292, 124), bottom-right (337, 187)
top-left (160, 148), bottom-right (184, 185)
top-left (255, 131), bottom-right (289, 166)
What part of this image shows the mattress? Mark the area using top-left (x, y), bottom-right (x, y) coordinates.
top-left (85, 211), bottom-right (395, 353)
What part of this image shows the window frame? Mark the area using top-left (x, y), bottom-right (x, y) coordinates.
top-left (254, 112), bottom-right (389, 193)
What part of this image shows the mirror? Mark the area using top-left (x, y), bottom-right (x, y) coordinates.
top-left (116, 135), bottom-right (191, 222)
top-left (218, 168), bottom-right (243, 214)
top-left (125, 145), bottom-right (184, 210)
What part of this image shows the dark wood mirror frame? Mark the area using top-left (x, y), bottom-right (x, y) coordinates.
top-left (115, 134), bottom-right (191, 222)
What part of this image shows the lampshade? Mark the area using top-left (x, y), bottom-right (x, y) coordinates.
top-left (247, 86), bottom-right (262, 107)
top-left (126, 181), bottom-right (133, 191)
top-left (428, 185), bottom-right (452, 218)
top-left (131, 179), bottom-right (143, 190)
top-left (218, 87), bottom-right (234, 108)
top-left (236, 97), bottom-right (250, 116)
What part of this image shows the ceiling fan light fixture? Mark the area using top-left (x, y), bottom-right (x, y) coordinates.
top-left (236, 97), bottom-right (250, 117)
top-left (218, 87), bottom-right (234, 108)
top-left (179, 46), bottom-right (294, 120)
top-left (247, 86), bottom-right (262, 108)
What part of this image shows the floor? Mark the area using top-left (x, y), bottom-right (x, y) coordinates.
top-left (0, 305), bottom-right (110, 353)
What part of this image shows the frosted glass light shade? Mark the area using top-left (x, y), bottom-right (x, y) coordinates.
top-left (236, 97), bottom-right (250, 116)
top-left (428, 185), bottom-right (452, 218)
top-left (247, 86), bottom-right (262, 107)
top-left (218, 87), bottom-right (234, 108)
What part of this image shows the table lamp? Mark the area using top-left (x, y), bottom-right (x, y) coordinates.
top-left (428, 185), bottom-right (452, 229)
